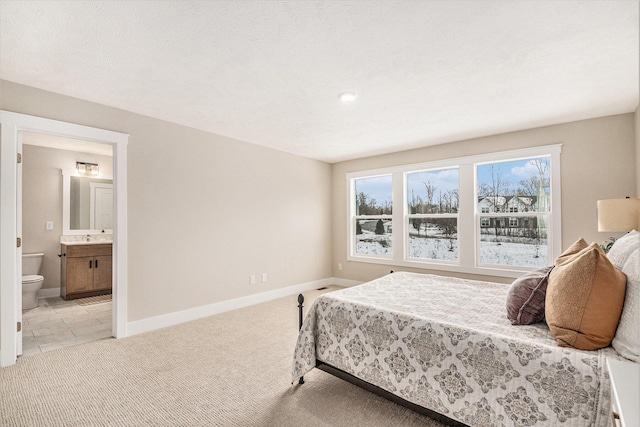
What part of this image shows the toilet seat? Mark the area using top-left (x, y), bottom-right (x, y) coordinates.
top-left (22, 274), bottom-right (44, 284)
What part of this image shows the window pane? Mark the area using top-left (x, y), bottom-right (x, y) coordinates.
top-left (407, 169), bottom-right (459, 214)
top-left (355, 219), bottom-right (392, 256)
top-left (477, 157), bottom-right (550, 213)
top-left (409, 218), bottom-right (457, 261)
top-left (479, 216), bottom-right (548, 267)
top-left (355, 176), bottom-right (392, 215)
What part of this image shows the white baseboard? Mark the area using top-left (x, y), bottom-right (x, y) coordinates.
top-left (38, 287), bottom-right (61, 299)
top-left (332, 277), bottom-right (363, 288)
top-left (127, 277), bottom-right (344, 337)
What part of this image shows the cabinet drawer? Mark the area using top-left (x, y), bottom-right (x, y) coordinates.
top-left (64, 243), bottom-right (112, 258)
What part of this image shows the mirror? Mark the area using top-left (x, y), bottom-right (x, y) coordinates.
top-left (62, 169), bottom-right (113, 235)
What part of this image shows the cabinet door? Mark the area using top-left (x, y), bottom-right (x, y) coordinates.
top-left (66, 257), bottom-right (94, 294)
top-left (93, 255), bottom-right (112, 291)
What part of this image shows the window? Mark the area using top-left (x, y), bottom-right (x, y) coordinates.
top-left (477, 157), bottom-right (551, 268)
top-left (353, 175), bottom-right (393, 258)
top-left (347, 145), bottom-right (561, 278)
top-left (407, 168), bottom-right (459, 262)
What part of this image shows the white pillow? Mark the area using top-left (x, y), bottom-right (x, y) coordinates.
top-left (611, 244), bottom-right (640, 362)
top-left (607, 230), bottom-right (640, 269)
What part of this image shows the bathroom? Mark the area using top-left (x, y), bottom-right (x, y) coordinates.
top-left (21, 132), bottom-right (114, 357)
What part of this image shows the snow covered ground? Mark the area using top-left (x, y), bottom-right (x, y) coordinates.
top-left (479, 241), bottom-right (548, 267)
top-left (356, 232), bottom-right (548, 267)
top-left (409, 236), bottom-right (458, 261)
top-left (356, 232), bottom-right (392, 256)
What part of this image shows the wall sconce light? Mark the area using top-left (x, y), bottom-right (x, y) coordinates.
top-left (76, 162), bottom-right (99, 176)
top-left (597, 197), bottom-right (640, 232)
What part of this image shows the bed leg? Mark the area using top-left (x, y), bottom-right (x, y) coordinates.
top-left (297, 293), bottom-right (305, 384)
top-left (298, 294), bottom-right (304, 330)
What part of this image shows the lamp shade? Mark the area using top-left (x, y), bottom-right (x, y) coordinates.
top-left (597, 198), bottom-right (640, 232)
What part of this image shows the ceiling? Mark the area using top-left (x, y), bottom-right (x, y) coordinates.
top-left (1, 1), bottom-right (638, 163)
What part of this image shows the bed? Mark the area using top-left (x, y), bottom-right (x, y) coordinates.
top-left (292, 234), bottom-right (639, 427)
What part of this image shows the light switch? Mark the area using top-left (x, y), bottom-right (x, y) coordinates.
top-left (45, 221), bottom-right (54, 230)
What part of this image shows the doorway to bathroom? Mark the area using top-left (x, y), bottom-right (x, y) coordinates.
top-left (0, 111), bottom-right (129, 367)
top-left (21, 134), bottom-right (114, 357)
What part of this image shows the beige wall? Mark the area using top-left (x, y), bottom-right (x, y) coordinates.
top-left (332, 113), bottom-right (637, 284)
top-left (21, 144), bottom-right (113, 291)
top-left (3, 77), bottom-right (638, 328)
top-left (1, 79), bottom-right (333, 322)
top-left (636, 105), bottom-right (640, 197)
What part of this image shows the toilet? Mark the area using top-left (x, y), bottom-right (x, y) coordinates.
top-left (22, 253), bottom-right (45, 310)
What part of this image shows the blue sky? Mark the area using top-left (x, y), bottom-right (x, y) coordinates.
top-left (355, 175), bottom-right (393, 207)
top-left (477, 157), bottom-right (549, 189)
top-left (355, 157), bottom-right (550, 206)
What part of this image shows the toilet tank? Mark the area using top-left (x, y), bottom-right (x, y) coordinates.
top-left (22, 253), bottom-right (45, 276)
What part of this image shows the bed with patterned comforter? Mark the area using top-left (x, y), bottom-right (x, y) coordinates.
top-left (292, 272), bottom-right (626, 427)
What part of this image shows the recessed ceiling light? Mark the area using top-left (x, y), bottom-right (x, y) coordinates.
top-left (339, 92), bottom-right (357, 103)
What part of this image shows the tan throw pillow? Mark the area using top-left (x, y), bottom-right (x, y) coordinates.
top-left (546, 241), bottom-right (626, 350)
top-left (555, 237), bottom-right (589, 263)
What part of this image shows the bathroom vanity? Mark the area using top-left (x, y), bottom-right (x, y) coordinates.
top-left (60, 243), bottom-right (112, 300)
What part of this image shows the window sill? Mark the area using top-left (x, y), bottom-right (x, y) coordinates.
top-left (347, 255), bottom-right (531, 279)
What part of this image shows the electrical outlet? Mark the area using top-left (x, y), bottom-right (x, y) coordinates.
top-left (45, 221), bottom-right (54, 230)
top-left (262, 273), bottom-right (267, 282)
top-left (338, 263), bottom-right (343, 271)
top-left (250, 275), bottom-right (256, 285)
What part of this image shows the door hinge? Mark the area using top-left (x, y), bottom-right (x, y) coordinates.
top-left (17, 322), bottom-right (22, 332)
top-left (17, 153), bottom-right (22, 164)
top-left (17, 237), bottom-right (21, 248)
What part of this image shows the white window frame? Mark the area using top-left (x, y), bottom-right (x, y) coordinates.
top-left (405, 167), bottom-right (460, 263)
top-left (346, 144), bottom-right (562, 278)
top-left (350, 173), bottom-right (394, 259)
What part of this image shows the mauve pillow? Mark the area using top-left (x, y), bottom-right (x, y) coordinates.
top-left (506, 266), bottom-right (554, 325)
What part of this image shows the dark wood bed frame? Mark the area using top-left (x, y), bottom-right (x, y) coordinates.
top-left (296, 293), bottom-right (468, 427)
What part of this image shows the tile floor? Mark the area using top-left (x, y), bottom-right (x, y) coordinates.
top-left (21, 297), bottom-right (113, 357)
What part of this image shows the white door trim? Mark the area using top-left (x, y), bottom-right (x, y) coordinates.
top-left (0, 111), bottom-right (129, 367)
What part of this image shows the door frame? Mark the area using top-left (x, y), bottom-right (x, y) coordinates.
top-left (0, 111), bottom-right (129, 367)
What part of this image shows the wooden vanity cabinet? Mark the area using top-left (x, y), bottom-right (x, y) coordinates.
top-left (60, 243), bottom-right (112, 300)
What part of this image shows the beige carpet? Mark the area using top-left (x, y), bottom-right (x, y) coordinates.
top-left (1, 287), bottom-right (445, 427)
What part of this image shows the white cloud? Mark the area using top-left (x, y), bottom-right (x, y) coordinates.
top-left (511, 160), bottom-right (542, 178)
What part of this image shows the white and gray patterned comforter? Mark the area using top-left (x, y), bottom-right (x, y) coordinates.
top-left (292, 272), bottom-right (625, 427)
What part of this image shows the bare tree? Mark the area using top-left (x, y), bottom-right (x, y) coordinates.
top-left (423, 180), bottom-right (436, 213)
top-left (533, 158), bottom-right (550, 244)
top-left (410, 190), bottom-right (423, 235)
top-left (487, 165), bottom-right (507, 242)
top-left (518, 175), bottom-right (540, 197)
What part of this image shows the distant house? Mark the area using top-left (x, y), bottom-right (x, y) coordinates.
top-left (478, 195), bottom-right (539, 213)
top-left (477, 196), bottom-right (544, 238)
